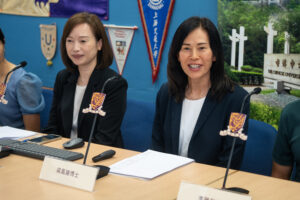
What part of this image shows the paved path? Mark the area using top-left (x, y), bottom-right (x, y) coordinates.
top-left (242, 86), bottom-right (300, 108)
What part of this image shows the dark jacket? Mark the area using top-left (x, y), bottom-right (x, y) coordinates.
top-left (44, 68), bottom-right (127, 147)
top-left (152, 83), bottom-right (249, 169)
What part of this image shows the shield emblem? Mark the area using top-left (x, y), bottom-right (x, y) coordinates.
top-left (90, 92), bottom-right (106, 111)
top-left (40, 24), bottom-right (57, 65)
top-left (228, 112), bottom-right (247, 133)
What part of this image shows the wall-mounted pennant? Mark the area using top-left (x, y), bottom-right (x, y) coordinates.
top-left (40, 23), bottom-right (57, 66)
top-left (138, 0), bottom-right (175, 83)
top-left (105, 25), bottom-right (137, 75)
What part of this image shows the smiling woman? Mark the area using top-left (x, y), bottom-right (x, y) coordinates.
top-left (65, 23), bottom-right (102, 85)
top-left (178, 27), bottom-right (216, 99)
top-left (43, 12), bottom-right (128, 147)
top-left (152, 17), bottom-right (250, 169)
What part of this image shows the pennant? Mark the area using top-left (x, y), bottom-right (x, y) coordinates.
top-left (106, 25), bottom-right (137, 75)
top-left (40, 23), bottom-right (57, 66)
top-left (138, 0), bottom-right (175, 82)
top-left (220, 112), bottom-right (247, 141)
top-left (82, 92), bottom-right (106, 116)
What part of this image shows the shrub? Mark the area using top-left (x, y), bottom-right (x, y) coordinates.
top-left (250, 102), bottom-right (282, 130)
top-left (230, 65), bottom-right (236, 70)
top-left (241, 65), bottom-right (253, 71)
top-left (290, 89), bottom-right (300, 98)
top-left (261, 89), bottom-right (275, 94)
top-left (232, 70), bottom-right (263, 85)
top-left (252, 67), bottom-right (263, 73)
top-left (224, 63), bottom-right (239, 82)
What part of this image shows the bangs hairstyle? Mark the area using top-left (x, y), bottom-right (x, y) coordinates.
top-left (167, 17), bottom-right (234, 102)
top-left (60, 12), bottom-right (113, 71)
top-left (0, 28), bottom-right (5, 44)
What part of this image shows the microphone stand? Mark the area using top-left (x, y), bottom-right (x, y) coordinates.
top-left (221, 136), bottom-right (249, 194)
top-left (82, 76), bottom-right (118, 179)
top-left (82, 113), bottom-right (109, 180)
top-left (221, 87), bottom-right (261, 194)
top-left (83, 114), bottom-right (98, 165)
top-left (4, 61), bottom-right (27, 84)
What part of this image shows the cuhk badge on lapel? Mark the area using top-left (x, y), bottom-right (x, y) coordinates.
top-left (82, 92), bottom-right (106, 116)
top-left (220, 112), bottom-right (247, 140)
top-left (0, 83), bottom-right (8, 104)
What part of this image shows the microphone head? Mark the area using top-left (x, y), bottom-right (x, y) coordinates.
top-left (19, 61), bottom-right (27, 67)
top-left (253, 87), bottom-right (262, 95)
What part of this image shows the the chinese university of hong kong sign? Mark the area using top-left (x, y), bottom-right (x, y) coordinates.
top-left (264, 54), bottom-right (300, 89)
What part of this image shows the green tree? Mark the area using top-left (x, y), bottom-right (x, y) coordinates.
top-left (273, 4), bottom-right (300, 53)
top-left (218, 0), bottom-right (282, 68)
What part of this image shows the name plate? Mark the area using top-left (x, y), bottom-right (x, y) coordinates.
top-left (39, 156), bottom-right (99, 192)
top-left (177, 182), bottom-right (251, 200)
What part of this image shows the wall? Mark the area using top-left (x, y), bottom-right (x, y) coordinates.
top-left (0, 1), bottom-right (217, 103)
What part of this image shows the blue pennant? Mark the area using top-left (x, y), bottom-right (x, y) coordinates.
top-left (138, 0), bottom-right (175, 82)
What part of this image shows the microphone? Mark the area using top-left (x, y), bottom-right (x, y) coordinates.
top-left (4, 61), bottom-right (27, 84)
top-left (221, 87), bottom-right (261, 194)
top-left (82, 76), bottom-right (118, 179)
top-left (250, 87), bottom-right (262, 95)
top-left (239, 87), bottom-right (261, 113)
top-left (92, 149), bottom-right (116, 162)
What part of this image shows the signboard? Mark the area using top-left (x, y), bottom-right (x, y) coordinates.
top-left (264, 54), bottom-right (300, 89)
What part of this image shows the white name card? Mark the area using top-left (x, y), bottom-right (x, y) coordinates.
top-left (39, 156), bottom-right (99, 192)
top-left (177, 182), bottom-right (251, 200)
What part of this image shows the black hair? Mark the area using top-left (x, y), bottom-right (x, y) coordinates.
top-left (0, 28), bottom-right (5, 44)
top-left (167, 17), bottom-right (235, 102)
top-left (60, 12), bottom-right (113, 71)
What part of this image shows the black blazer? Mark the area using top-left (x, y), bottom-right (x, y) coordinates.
top-left (152, 83), bottom-right (249, 169)
top-left (44, 68), bottom-right (127, 147)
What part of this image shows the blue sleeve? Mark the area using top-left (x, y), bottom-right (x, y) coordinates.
top-left (16, 72), bottom-right (45, 114)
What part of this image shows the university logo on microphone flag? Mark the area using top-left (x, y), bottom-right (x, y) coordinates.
top-left (40, 24), bottom-right (57, 66)
top-left (138, 0), bottom-right (175, 82)
top-left (220, 112), bottom-right (247, 141)
top-left (106, 25), bottom-right (137, 75)
top-left (82, 92), bottom-right (106, 116)
top-left (0, 83), bottom-right (8, 104)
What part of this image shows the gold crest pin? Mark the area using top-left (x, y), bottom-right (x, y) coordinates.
top-left (0, 83), bottom-right (8, 104)
top-left (82, 92), bottom-right (106, 116)
top-left (220, 112), bottom-right (247, 141)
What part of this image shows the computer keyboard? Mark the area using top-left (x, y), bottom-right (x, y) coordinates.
top-left (0, 139), bottom-right (84, 161)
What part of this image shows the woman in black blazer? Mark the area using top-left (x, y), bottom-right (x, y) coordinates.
top-left (45, 12), bottom-right (127, 147)
top-left (152, 17), bottom-right (249, 169)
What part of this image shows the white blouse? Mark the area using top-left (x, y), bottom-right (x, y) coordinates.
top-left (70, 85), bottom-right (87, 139)
top-left (178, 97), bottom-right (205, 157)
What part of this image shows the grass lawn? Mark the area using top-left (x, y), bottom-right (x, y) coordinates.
top-left (260, 88), bottom-right (300, 98)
